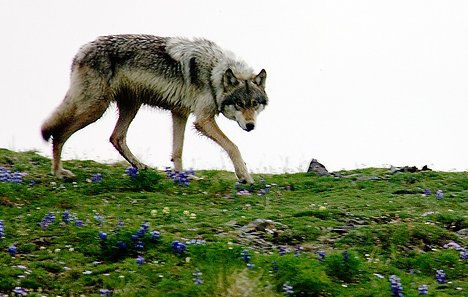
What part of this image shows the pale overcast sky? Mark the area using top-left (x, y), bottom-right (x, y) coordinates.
top-left (1, 0), bottom-right (467, 173)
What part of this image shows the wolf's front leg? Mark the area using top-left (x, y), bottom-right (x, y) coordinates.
top-left (171, 111), bottom-right (188, 172)
top-left (194, 118), bottom-right (254, 184)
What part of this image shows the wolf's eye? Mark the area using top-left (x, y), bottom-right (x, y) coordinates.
top-left (234, 103), bottom-right (242, 110)
top-left (251, 101), bottom-right (258, 107)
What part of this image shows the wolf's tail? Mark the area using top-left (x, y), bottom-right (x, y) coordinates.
top-left (41, 98), bottom-right (75, 142)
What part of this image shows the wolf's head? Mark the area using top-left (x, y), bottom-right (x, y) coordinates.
top-left (220, 69), bottom-right (268, 132)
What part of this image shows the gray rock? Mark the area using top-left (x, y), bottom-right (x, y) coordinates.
top-left (307, 159), bottom-right (330, 176)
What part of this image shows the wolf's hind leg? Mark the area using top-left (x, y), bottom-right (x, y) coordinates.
top-left (50, 98), bottom-right (110, 178)
top-left (110, 101), bottom-right (146, 169)
top-left (171, 111), bottom-right (188, 172)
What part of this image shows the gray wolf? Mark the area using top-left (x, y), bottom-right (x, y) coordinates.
top-left (41, 35), bottom-right (268, 183)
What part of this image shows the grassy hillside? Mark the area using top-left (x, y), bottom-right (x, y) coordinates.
top-left (0, 149), bottom-right (466, 296)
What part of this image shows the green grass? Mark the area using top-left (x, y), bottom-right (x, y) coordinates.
top-left (0, 148), bottom-right (466, 296)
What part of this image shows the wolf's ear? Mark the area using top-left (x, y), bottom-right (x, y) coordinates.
top-left (253, 69), bottom-right (267, 88)
top-left (223, 68), bottom-right (239, 91)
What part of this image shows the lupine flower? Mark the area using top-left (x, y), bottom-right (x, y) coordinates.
top-left (135, 227), bottom-right (146, 238)
top-left (283, 282), bottom-right (294, 296)
top-left (92, 173), bottom-right (103, 183)
top-left (39, 212), bottom-right (56, 230)
top-left (318, 250), bottom-right (326, 261)
top-left (12, 287), bottom-right (28, 296)
top-left (272, 261), bottom-right (279, 271)
top-left (141, 222), bottom-right (150, 230)
top-left (94, 215), bottom-right (104, 225)
top-left (98, 231), bottom-right (108, 241)
top-left (443, 241), bottom-right (463, 251)
top-left (126, 166), bottom-right (138, 178)
top-left (418, 284), bottom-right (428, 295)
top-left (151, 230), bottom-right (161, 241)
top-left (436, 190), bottom-right (444, 200)
top-left (136, 256), bottom-right (145, 265)
top-left (99, 288), bottom-right (112, 296)
top-left (460, 250), bottom-right (468, 259)
top-left (242, 249), bottom-right (251, 262)
top-left (172, 241), bottom-right (186, 254)
top-left (193, 268), bottom-right (203, 285)
top-left (165, 167), bottom-right (193, 186)
top-left (279, 247), bottom-right (287, 256)
top-left (135, 241), bottom-right (144, 250)
top-left (75, 219), bottom-right (84, 227)
top-left (186, 238), bottom-right (206, 245)
top-left (435, 269), bottom-right (446, 284)
top-left (294, 246), bottom-right (304, 257)
top-left (389, 275), bottom-right (404, 297)
top-left (117, 219), bottom-right (124, 228)
top-left (116, 241), bottom-right (127, 250)
top-left (0, 220), bottom-right (4, 239)
top-left (247, 263), bottom-right (255, 269)
top-left (235, 182), bottom-right (251, 195)
top-left (8, 244), bottom-right (17, 257)
top-left (343, 250), bottom-right (349, 263)
top-left (62, 211), bottom-right (70, 224)
top-left (0, 167), bottom-right (25, 184)
top-left (0, 167), bottom-right (8, 182)
top-left (423, 189), bottom-right (432, 196)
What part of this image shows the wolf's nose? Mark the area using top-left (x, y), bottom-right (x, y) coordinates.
top-left (246, 123), bottom-right (255, 131)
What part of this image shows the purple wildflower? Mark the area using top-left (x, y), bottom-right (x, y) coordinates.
top-left (460, 250), bottom-right (468, 260)
top-left (279, 247), bottom-right (287, 256)
top-left (98, 231), bottom-right (107, 241)
top-left (343, 250), bottom-right (349, 263)
top-left (193, 268), bottom-right (203, 285)
top-left (241, 249), bottom-right (251, 262)
top-left (165, 167), bottom-right (192, 186)
top-left (136, 255), bottom-right (145, 265)
top-left (99, 288), bottom-right (112, 296)
top-left (62, 211), bottom-right (70, 224)
top-left (436, 190), bottom-right (444, 200)
top-left (92, 173), bottom-right (103, 183)
top-left (116, 241), bottom-right (127, 250)
top-left (0, 167), bottom-right (25, 184)
top-left (0, 167), bottom-right (8, 182)
top-left (151, 230), bottom-right (160, 241)
top-left (389, 275), bottom-right (404, 297)
top-left (39, 212), bottom-right (56, 230)
top-left (94, 215), bottom-right (104, 225)
top-left (418, 284), bottom-right (428, 295)
top-left (12, 287), bottom-right (28, 296)
top-left (423, 189), bottom-right (432, 196)
top-left (283, 282), bottom-right (294, 296)
top-left (75, 219), bottom-right (84, 227)
top-left (126, 167), bottom-right (138, 178)
top-left (272, 260), bottom-right (279, 271)
top-left (8, 244), bottom-right (17, 257)
top-left (318, 250), bottom-right (326, 261)
top-left (294, 246), bottom-right (304, 257)
top-left (247, 263), bottom-right (255, 269)
top-left (0, 220), bottom-right (4, 239)
top-left (435, 269), bottom-right (446, 284)
top-left (171, 240), bottom-right (186, 255)
top-left (135, 240), bottom-right (144, 250)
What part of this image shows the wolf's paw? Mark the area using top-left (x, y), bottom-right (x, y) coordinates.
top-left (135, 163), bottom-right (149, 170)
top-left (54, 168), bottom-right (76, 179)
top-left (237, 174), bottom-right (254, 184)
